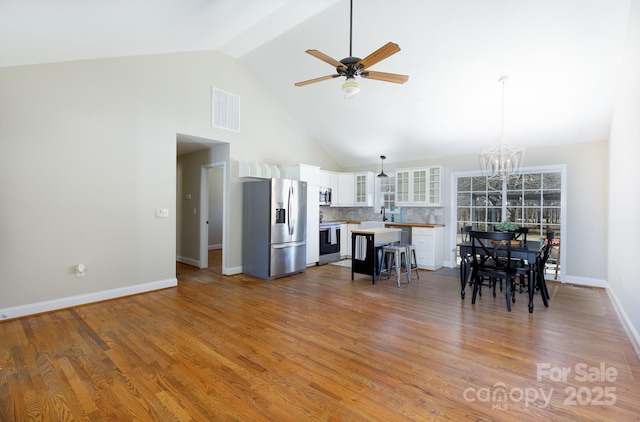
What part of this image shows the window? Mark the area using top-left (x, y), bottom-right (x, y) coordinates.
top-left (378, 172), bottom-right (396, 210)
top-left (455, 169), bottom-right (563, 272)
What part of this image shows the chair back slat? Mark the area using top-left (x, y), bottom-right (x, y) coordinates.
top-left (514, 227), bottom-right (528, 244)
top-left (469, 230), bottom-right (516, 272)
top-left (460, 225), bottom-right (472, 243)
top-left (539, 230), bottom-right (555, 265)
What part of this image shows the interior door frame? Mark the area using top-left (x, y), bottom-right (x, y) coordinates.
top-left (199, 161), bottom-right (227, 270)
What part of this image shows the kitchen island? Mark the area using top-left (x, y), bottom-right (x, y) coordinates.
top-left (351, 228), bottom-right (402, 283)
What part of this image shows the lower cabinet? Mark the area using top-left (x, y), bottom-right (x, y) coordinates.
top-left (340, 223), bottom-right (359, 258)
top-left (340, 223), bottom-right (348, 258)
top-left (412, 226), bottom-right (444, 270)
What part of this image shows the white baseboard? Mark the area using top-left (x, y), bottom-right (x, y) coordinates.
top-left (563, 275), bottom-right (608, 288)
top-left (208, 244), bottom-right (222, 250)
top-left (223, 265), bottom-right (242, 275)
top-left (606, 288), bottom-right (640, 359)
top-left (176, 255), bottom-right (200, 267)
top-left (0, 278), bottom-right (177, 321)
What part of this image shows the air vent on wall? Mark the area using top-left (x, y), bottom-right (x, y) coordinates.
top-left (212, 87), bottom-right (240, 132)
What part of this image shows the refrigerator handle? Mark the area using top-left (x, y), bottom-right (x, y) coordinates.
top-left (288, 185), bottom-right (294, 236)
top-left (272, 241), bottom-right (306, 249)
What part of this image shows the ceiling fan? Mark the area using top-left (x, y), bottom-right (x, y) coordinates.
top-left (294, 0), bottom-right (409, 98)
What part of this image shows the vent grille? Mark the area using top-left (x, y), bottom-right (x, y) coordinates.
top-left (212, 87), bottom-right (240, 132)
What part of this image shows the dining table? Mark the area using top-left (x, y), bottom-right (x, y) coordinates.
top-left (458, 239), bottom-right (546, 313)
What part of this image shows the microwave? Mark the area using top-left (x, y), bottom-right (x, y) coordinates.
top-left (319, 187), bottom-right (332, 206)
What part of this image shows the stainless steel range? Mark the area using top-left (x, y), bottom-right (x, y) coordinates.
top-left (318, 222), bottom-right (341, 265)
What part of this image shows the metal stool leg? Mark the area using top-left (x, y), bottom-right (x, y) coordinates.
top-left (377, 250), bottom-right (392, 283)
top-left (405, 245), bottom-right (419, 281)
top-left (395, 248), bottom-right (402, 287)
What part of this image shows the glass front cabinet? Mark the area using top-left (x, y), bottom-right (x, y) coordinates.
top-left (395, 166), bottom-right (441, 206)
top-left (354, 172), bottom-right (375, 206)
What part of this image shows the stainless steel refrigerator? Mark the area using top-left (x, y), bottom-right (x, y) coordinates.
top-left (242, 178), bottom-right (307, 280)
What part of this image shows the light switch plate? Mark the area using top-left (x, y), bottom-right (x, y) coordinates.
top-left (155, 208), bottom-right (169, 218)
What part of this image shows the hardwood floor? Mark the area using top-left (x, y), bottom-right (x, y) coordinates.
top-left (1, 250), bottom-right (639, 421)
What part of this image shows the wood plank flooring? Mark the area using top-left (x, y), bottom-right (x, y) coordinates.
top-left (1, 250), bottom-right (639, 421)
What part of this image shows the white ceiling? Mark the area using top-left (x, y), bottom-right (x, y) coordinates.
top-left (0, 0), bottom-right (632, 168)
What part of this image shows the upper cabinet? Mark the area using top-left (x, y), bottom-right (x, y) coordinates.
top-left (355, 172), bottom-right (375, 206)
top-left (320, 170), bottom-right (374, 207)
top-left (280, 164), bottom-right (320, 186)
top-left (336, 173), bottom-right (355, 206)
top-left (395, 166), bottom-right (441, 207)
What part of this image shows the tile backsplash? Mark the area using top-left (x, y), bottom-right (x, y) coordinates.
top-left (320, 206), bottom-right (444, 225)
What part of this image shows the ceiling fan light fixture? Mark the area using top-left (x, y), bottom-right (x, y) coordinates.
top-left (342, 77), bottom-right (360, 99)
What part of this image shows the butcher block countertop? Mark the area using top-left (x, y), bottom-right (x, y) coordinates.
top-left (326, 221), bottom-right (444, 228)
top-left (384, 222), bottom-right (445, 228)
top-left (351, 227), bottom-right (401, 234)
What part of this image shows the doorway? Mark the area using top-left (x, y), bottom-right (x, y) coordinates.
top-left (176, 134), bottom-right (229, 273)
top-left (199, 162), bottom-right (226, 269)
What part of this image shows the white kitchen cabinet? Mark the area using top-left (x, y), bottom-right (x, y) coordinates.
top-left (345, 223), bottom-right (359, 258)
top-left (395, 166), bottom-right (442, 207)
top-left (319, 170), bottom-right (375, 207)
top-left (305, 184), bottom-right (320, 265)
top-left (336, 173), bottom-right (355, 206)
top-left (280, 164), bottom-right (320, 185)
top-left (340, 223), bottom-right (348, 258)
top-left (319, 170), bottom-right (336, 188)
top-left (412, 226), bottom-right (444, 270)
top-left (355, 172), bottom-right (375, 206)
top-left (428, 166), bottom-right (441, 206)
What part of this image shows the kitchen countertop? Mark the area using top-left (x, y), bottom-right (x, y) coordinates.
top-left (322, 220), bottom-right (443, 227)
top-left (351, 227), bottom-right (402, 234)
top-left (320, 220), bottom-right (445, 227)
top-left (384, 222), bottom-right (445, 228)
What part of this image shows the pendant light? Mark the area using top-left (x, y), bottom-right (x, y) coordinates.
top-left (377, 155), bottom-right (388, 178)
top-left (480, 76), bottom-right (525, 181)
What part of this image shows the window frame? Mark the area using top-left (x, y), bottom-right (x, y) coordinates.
top-left (450, 165), bottom-right (567, 280)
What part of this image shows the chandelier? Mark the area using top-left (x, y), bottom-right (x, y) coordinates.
top-left (480, 76), bottom-right (525, 181)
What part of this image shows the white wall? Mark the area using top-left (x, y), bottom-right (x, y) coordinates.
top-left (609, 0), bottom-right (640, 348)
top-left (0, 50), bottom-right (338, 316)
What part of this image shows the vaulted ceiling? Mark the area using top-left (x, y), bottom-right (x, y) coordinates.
top-left (0, 0), bottom-right (632, 167)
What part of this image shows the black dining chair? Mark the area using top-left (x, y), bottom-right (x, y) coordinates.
top-left (536, 230), bottom-right (555, 303)
top-left (514, 227), bottom-right (528, 244)
top-left (513, 227), bottom-right (529, 292)
top-left (469, 230), bottom-right (518, 311)
top-left (460, 225), bottom-right (472, 242)
top-left (459, 225), bottom-right (473, 286)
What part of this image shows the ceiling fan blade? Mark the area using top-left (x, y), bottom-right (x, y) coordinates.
top-left (305, 50), bottom-right (345, 69)
top-left (295, 74), bottom-right (340, 87)
top-left (355, 42), bottom-right (401, 70)
top-left (362, 71), bottom-right (409, 84)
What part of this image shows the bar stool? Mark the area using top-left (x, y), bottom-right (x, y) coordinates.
top-left (378, 245), bottom-right (410, 287)
top-left (399, 243), bottom-right (419, 281)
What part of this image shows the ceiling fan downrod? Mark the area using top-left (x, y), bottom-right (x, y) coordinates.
top-left (349, 0), bottom-right (353, 57)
